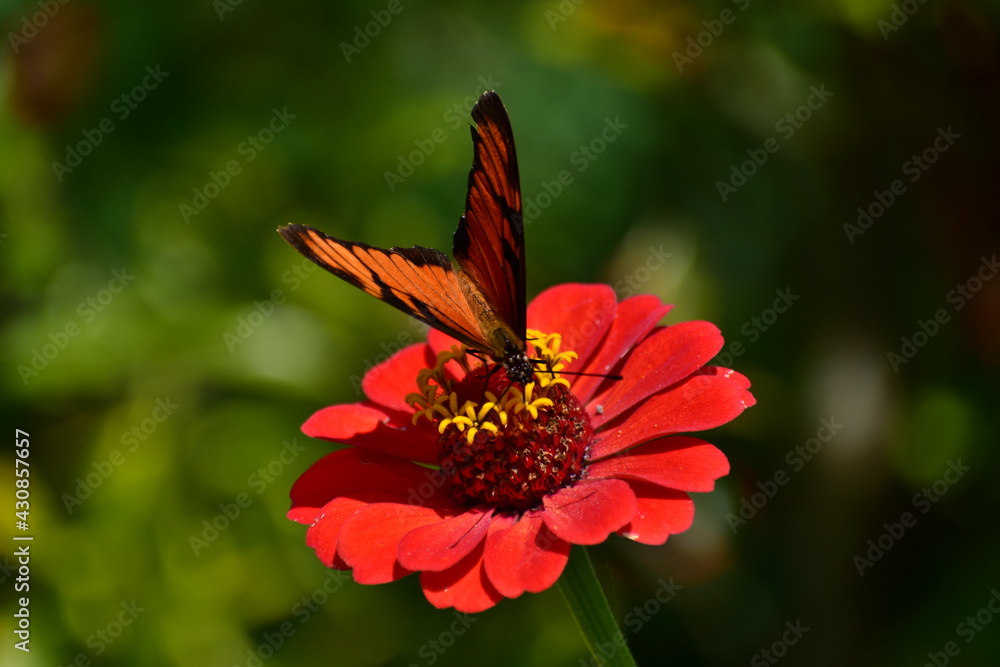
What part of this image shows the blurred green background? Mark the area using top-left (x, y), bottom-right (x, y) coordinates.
top-left (2, 0), bottom-right (999, 665)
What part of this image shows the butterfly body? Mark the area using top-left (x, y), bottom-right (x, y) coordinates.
top-left (279, 91), bottom-right (534, 384)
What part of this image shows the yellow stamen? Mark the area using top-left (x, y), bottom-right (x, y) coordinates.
top-left (403, 330), bottom-right (574, 439)
top-left (477, 401), bottom-right (497, 421)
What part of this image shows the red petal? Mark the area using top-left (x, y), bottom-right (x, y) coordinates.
top-left (697, 365), bottom-right (755, 393)
top-left (290, 448), bottom-right (400, 509)
top-left (590, 374), bottom-right (755, 459)
top-left (421, 541), bottom-right (504, 612)
top-left (289, 449), bottom-right (462, 572)
top-left (338, 502), bottom-right (445, 584)
top-left (289, 448), bottom-right (458, 514)
top-left (301, 403), bottom-right (438, 464)
top-left (589, 321), bottom-right (724, 427)
top-left (302, 496), bottom-right (374, 567)
top-left (541, 479), bottom-right (636, 545)
top-left (427, 327), bottom-right (460, 357)
top-left (483, 513), bottom-right (570, 598)
top-left (588, 436), bottom-right (730, 492)
top-left (362, 343), bottom-right (436, 413)
top-left (527, 284), bottom-right (616, 371)
top-left (288, 506), bottom-right (322, 526)
top-left (572, 294), bottom-right (672, 404)
top-left (397, 509), bottom-right (492, 572)
top-left (617, 481), bottom-right (694, 545)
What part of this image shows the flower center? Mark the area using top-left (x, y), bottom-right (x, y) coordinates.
top-left (406, 331), bottom-right (593, 513)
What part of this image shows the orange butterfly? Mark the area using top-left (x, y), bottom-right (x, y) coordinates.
top-left (278, 91), bottom-right (534, 384)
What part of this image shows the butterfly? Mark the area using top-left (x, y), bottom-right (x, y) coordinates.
top-left (278, 91), bottom-right (535, 384)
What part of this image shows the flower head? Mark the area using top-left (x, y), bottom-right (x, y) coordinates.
top-left (288, 284), bottom-right (755, 612)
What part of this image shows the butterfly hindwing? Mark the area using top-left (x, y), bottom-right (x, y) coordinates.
top-left (277, 224), bottom-right (491, 351)
top-left (453, 91), bottom-right (526, 338)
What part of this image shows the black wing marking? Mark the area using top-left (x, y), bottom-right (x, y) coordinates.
top-left (452, 90), bottom-right (526, 338)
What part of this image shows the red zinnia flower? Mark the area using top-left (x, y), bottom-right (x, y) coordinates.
top-left (288, 283), bottom-right (755, 612)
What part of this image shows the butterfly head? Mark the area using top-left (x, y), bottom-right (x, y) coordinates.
top-left (502, 351), bottom-right (535, 385)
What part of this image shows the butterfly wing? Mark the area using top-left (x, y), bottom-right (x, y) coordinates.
top-left (277, 223), bottom-right (494, 352)
top-left (278, 92), bottom-right (531, 380)
top-left (453, 91), bottom-right (526, 339)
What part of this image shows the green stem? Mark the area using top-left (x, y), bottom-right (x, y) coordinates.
top-left (558, 545), bottom-right (638, 667)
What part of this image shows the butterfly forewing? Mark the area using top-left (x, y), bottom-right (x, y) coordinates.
top-left (453, 91), bottom-right (527, 338)
top-left (277, 224), bottom-right (490, 351)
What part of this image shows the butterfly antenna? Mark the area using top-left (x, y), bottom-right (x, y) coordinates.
top-left (522, 334), bottom-right (623, 382)
top-left (561, 370), bottom-right (624, 381)
top-left (528, 358), bottom-right (622, 382)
